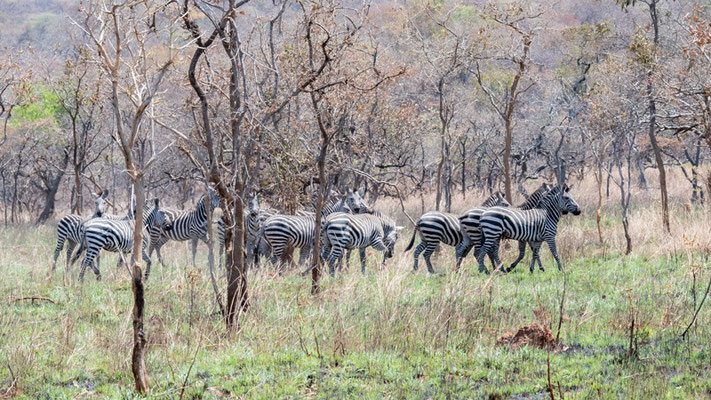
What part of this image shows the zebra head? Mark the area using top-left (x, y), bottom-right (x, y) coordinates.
top-left (561, 184), bottom-right (581, 215)
top-left (382, 217), bottom-right (404, 259)
top-left (147, 198), bottom-right (172, 231)
top-left (345, 187), bottom-right (369, 214)
top-left (91, 190), bottom-right (109, 217)
top-left (208, 187), bottom-right (221, 210)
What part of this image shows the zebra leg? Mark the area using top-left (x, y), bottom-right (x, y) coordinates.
top-left (529, 242), bottom-right (543, 273)
top-left (327, 245), bottom-right (344, 276)
top-left (359, 248), bottom-right (367, 274)
top-left (546, 238), bottom-right (564, 272)
top-left (297, 246), bottom-right (311, 266)
top-left (412, 242), bottom-right (426, 271)
top-left (475, 240), bottom-right (490, 274)
top-left (422, 242), bottom-right (438, 274)
top-left (508, 241), bottom-right (527, 273)
top-left (143, 246), bottom-right (152, 280)
top-left (489, 239), bottom-right (504, 272)
top-left (340, 249), bottom-right (351, 271)
top-left (64, 240), bottom-right (77, 273)
top-left (191, 237), bottom-right (199, 268)
top-left (52, 235), bottom-right (66, 274)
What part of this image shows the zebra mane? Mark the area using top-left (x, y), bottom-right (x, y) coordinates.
top-left (538, 185), bottom-right (564, 213)
top-left (482, 192), bottom-right (509, 207)
top-left (518, 183), bottom-right (552, 210)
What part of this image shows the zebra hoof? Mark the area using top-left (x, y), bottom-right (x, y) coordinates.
top-left (478, 268), bottom-right (489, 275)
top-left (96, 275), bottom-right (102, 282)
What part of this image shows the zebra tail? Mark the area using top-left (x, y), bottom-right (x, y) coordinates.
top-left (404, 226), bottom-right (418, 252)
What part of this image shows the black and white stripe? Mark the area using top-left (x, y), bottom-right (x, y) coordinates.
top-left (147, 189), bottom-right (220, 268)
top-left (507, 183), bottom-right (554, 272)
top-left (456, 192), bottom-right (513, 268)
top-left (78, 199), bottom-right (171, 281)
top-left (321, 212), bottom-right (403, 275)
top-left (476, 185), bottom-right (581, 274)
top-left (405, 192), bottom-right (509, 273)
top-left (51, 191), bottom-right (126, 274)
top-left (261, 189), bottom-right (369, 268)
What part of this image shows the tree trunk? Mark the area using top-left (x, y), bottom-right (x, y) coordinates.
top-left (129, 175), bottom-right (149, 394)
top-left (311, 136), bottom-right (330, 295)
top-left (646, 0), bottom-right (670, 233)
top-left (37, 152), bottom-right (69, 224)
top-left (225, 189), bottom-right (248, 330)
top-left (74, 165), bottom-right (83, 214)
top-left (503, 119), bottom-right (513, 204)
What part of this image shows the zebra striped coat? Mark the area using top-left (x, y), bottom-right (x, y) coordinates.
top-left (405, 192), bottom-right (509, 273)
top-left (52, 191), bottom-right (128, 274)
top-left (476, 185), bottom-right (581, 274)
top-left (508, 183), bottom-right (553, 272)
top-left (147, 189), bottom-right (221, 268)
top-left (261, 189), bottom-right (368, 268)
top-left (321, 212), bottom-right (403, 275)
top-left (78, 199), bottom-right (171, 281)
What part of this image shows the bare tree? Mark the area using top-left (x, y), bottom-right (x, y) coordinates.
top-left (77, 0), bottom-right (178, 393)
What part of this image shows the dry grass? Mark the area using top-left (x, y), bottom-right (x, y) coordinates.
top-left (1, 167), bottom-right (711, 398)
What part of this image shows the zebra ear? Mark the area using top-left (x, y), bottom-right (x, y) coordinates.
top-left (357, 187), bottom-right (366, 197)
top-left (91, 192), bottom-right (99, 200)
top-left (101, 190), bottom-right (110, 199)
top-left (154, 198), bottom-right (160, 208)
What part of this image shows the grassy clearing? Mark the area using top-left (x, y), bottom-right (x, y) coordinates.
top-left (2, 174), bottom-right (711, 398)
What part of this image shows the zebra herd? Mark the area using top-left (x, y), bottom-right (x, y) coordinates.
top-left (51, 183), bottom-right (580, 282)
top-left (406, 183), bottom-right (581, 274)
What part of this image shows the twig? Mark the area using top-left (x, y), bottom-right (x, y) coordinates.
top-left (555, 269), bottom-right (567, 343)
top-left (9, 296), bottom-right (56, 305)
top-left (179, 335), bottom-right (203, 400)
top-left (680, 272), bottom-right (711, 339)
top-left (547, 352), bottom-right (555, 400)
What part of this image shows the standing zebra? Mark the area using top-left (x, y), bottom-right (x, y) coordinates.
top-left (476, 184), bottom-right (581, 274)
top-left (51, 191), bottom-right (110, 274)
top-left (321, 212), bottom-right (403, 275)
top-left (244, 196), bottom-right (275, 269)
top-left (147, 188), bottom-right (221, 268)
top-left (78, 198), bottom-right (171, 281)
top-left (405, 192), bottom-right (509, 273)
top-left (261, 189), bottom-right (368, 269)
top-left (507, 183), bottom-right (554, 272)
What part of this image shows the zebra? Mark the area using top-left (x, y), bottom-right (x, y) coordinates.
top-left (51, 191), bottom-right (110, 274)
top-left (476, 184), bottom-right (581, 274)
top-left (321, 212), bottom-right (404, 275)
top-left (78, 198), bottom-right (172, 281)
top-left (261, 188), bottom-right (368, 269)
top-left (147, 188), bottom-right (221, 268)
top-left (507, 183), bottom-right (554, 272)
top-left (405, 192), bottom-right (510, 273)
top-left (455, 191), bottom-right (514, 268)
top-left (244, 196), bottom-right (275, 269)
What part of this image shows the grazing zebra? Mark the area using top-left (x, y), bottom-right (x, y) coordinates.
top-left (78, 198), bottom-right (171, 281)
top-left (147, 188), bottom-right (221, 268)
top-left (261, 189), bottom-right (368, 269)
top-left (321, 212), bottom-right (403, 275)
top-left (51, 191), bottom-right (110, 274)
top-left (405, 192), bottom-right (510, 273)
top-left (476, 184), bottom-right (581, 274)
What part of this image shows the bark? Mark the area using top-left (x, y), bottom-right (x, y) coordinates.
top-left (645, 0), bottom-right (670, 233)
top-left (37, 151), bottom-right (70, 224)
top-left (129, 175), bottom-right (149, 394)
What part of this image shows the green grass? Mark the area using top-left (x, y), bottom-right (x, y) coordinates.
top-left (1, 224), bottom-right (710, 399)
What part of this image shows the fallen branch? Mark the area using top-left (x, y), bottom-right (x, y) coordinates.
top-left (9, 296), bottom-right (56, 305)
